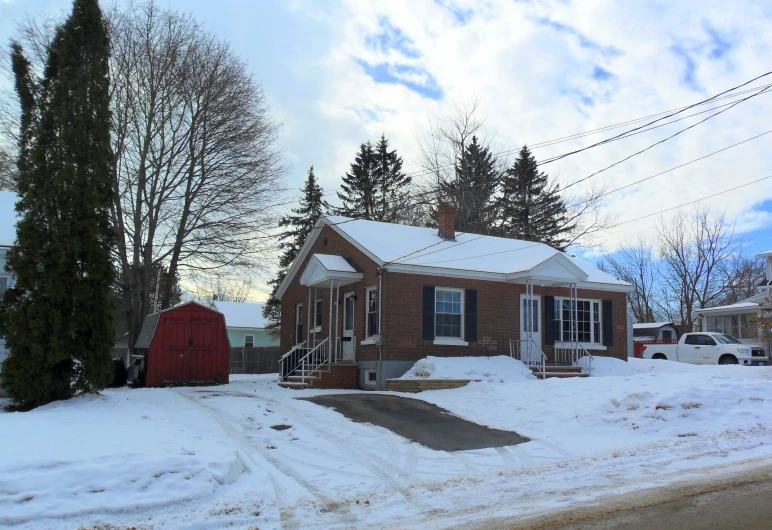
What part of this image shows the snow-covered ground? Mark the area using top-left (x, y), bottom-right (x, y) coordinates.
top-left (2, 359), bottom-right (772, 529)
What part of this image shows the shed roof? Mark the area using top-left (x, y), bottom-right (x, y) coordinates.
top-left (214, 301), bottom-right (267, 329)
top-left (632, 322), bottom-right (675, 330)
top-left (134, 301), bottom-right (220, 349)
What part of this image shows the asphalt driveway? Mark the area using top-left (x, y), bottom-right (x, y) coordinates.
top-left (302, 393), bottom-right (528, 451)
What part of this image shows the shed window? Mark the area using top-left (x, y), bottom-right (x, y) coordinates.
top-left (244, 334), bottom-right (254, 348)
top-left (435, 288), bottom-right (463, 339)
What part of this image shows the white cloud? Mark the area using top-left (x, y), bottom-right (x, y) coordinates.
top-left (280, 0), bottom-right (772, 255)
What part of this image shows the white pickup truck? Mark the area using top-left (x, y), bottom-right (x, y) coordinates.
top-left (641, 332), bottom-right (769, 366)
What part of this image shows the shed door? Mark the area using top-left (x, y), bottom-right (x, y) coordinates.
top-left (189, 319), bottom-right (218, 381)
top-left (163, 320), bottom-right (193, 382)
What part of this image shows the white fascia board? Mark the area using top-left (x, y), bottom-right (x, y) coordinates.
top-left (693, 305), bottom-right (761, 316)
top-left (575, 281), bottom-right (635, 293)
top-left (275, 217), bottom-right (384, 300)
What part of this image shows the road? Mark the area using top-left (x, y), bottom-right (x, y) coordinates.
top-left (463, 461), bottom-right (772, 530)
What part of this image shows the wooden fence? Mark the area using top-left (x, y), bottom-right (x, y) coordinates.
top-left (230, 346), bottom-right (282, 374)
top-left (633, 339), bottom-right (678, 358)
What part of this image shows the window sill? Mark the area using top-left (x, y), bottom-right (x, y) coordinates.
top-left (433, 338), bottom-right (468, 346)
top-left (312, 326), bottom-right (322, 333)
top-left (555, 341), bottom-right (607, 351)
top-left (360, 338), bottom-right (376, 346)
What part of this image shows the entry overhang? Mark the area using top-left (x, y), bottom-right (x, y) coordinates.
top-left (300, 254), bottom-right (363, 288)
top-left (505, 253), bottom-right (589, 286)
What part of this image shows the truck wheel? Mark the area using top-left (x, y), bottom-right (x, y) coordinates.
top-left (652, 353), bottom-right (667, 360)
top-left (719, 355), bottom-right (738, 365)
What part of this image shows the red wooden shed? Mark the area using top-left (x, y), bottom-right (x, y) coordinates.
top-left (134, 302), bottom-right (230, 387)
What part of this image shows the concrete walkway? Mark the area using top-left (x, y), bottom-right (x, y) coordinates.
top-left (302, 393), bottom-right (528, 451)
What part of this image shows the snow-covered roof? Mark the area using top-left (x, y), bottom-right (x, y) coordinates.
top-left (632, 322), bottom-right (675, 330)
top-left (757, 250), bottom-right (772, 257)
top-left (276, 216), bottom-right (632, 299)
top-left (326, 216), bottom-right (628, 286)
top-left (313, 254), bottom-right (357, 273)
top-left (0, 191), bottom-right (18, 246)
top-left (214, 301), bottom-right (267, 329)
top-left (693, 301), bottom-right (762, 314)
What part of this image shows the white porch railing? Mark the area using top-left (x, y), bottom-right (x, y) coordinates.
top-left (554, 341), bottom-right (595, 376)
top-left (279, 340), bottom-right (307, 381)
top-left (510, 338), bottom-right (547, 379)
top-left (280, 337), bottom-right (331, 384)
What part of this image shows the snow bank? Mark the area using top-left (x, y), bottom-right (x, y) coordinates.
top-left (580, 356), bottom-right (641, 377)
top-left (0, 388), bottom-right (246, 526)
top-left (399, 355), bottom-right (534, 383)
top-left (630, 358), bottom-right (772, 379)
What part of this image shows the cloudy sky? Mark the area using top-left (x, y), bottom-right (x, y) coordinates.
top-left (2, 0), bottom-right (772, 297)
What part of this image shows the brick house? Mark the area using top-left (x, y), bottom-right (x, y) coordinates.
top-left (276, 206), bottom-right (632, 389)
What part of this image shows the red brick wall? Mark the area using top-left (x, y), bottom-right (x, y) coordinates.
top-left (314, 365), bottom-right (359, 389)
top-left (279, 225), bottom-right (629, 363)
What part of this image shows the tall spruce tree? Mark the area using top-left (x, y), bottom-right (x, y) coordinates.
top-left (336, 142), bottom-right (377, 220)
top-left (373, 134), bottom-right (411, 223)
top-left (263, 166), bottom-right (328, 333)
top-left (439, 136), bottom-right (500, 234)
top-left (0, 0), bottom-right (115, 408)
top-left (498, 145), bottom-right (574, 249)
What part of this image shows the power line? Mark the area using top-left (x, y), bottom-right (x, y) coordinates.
top-left (561, 84), bottom-right (772, 190)
top-left (407, 173), bottom-right (772, 266)
top-left (569, 129), bottom-right (772, 207)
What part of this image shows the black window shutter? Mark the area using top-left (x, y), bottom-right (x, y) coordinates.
top-left (423, 286), bottom-right (435, 340)
top-left (544, 296), bottom-right (555, 345)
top-left (465, 289), bottom-right (478, 342)
top-left (602, 299), bottom-right (613, 346)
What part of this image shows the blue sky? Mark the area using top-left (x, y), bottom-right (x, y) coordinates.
top-left (2, 0), bottom-right (772, 292)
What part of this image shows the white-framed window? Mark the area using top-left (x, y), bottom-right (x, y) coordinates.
top-left (554, 298), bottom-right (602, 344)
top-left (364, 368), bottom-right (377, 386)
top-left (365, 286), bottom-right (378, 338)
top-left (314, 298), bottom-right (323, 332)
top-left (244, 334), bottom-right (254, 348)
top-left (435, 288), bottom-right (463, 339)
top-left (707, 314), bottom-right (758, 339)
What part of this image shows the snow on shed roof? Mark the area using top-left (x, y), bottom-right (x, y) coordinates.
top-left (325, 216), bottom-right (628, 286)
top-left (214, 301), bottom-right (267, 329)
top-left (0, 191), bottom-right (18, 247)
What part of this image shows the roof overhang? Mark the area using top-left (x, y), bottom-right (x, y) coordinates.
top-left (299, 254), bottom-right (364, 289)
top-left (693, 303), bottom-right (762, 316)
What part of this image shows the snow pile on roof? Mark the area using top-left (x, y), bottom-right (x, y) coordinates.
top-left (0, 191), bottom-right (18, 246)
top-left (0, 388), bottom-right (253, 527)
top-left (694, 301), bottom-right (761, 313)
top-left (578, 356), bottom-right (642, 377)
top-left (326, 215), bottom-right (628, 286)
top-left (399, 355), bottom-right (535, 383)
top-left (214, 301), bottom-right (267, 328)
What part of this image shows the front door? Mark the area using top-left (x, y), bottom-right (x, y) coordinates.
top-left (341, 291), bottom-right (355, 361)
top-left (163, 319), bottom-right (192, 382)
top-left (520, 294), bottom-right (542, 361)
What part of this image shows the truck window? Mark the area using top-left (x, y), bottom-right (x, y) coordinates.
top-left (715, 334), bottom-right (742, 344)
top-left (696, 335), bottom-right (717, 346)
top-left (684, 335), bottom-right (697, 345)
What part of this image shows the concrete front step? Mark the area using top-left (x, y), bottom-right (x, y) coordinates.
top-left (529, 365), bottom-right (583, 372)
top-left (541, 372), bottom-right (589, 378)
top-left (278, 381), bottom-right (311, 389)
top-left (529, 365), bottom-right (588, 379)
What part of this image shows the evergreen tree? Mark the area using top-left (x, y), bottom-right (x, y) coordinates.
top-left (0, 0), bottom-right (115, 408)
top-left (439, 136), bottom-right (500, 235)
top-left (263, 166), bottom-right (328, 333)
top-left (336, 142), bottom-right (377, 219)
top-left (373, 134), bottom-right (411, 223)
top-left (497, 145), bottom-right (574, 250)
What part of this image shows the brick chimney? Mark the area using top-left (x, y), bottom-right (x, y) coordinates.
top-left (437, 203), bottom-right (456, 241)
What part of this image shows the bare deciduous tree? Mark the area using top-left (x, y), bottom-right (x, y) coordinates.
top-left (601, 237), bottom-right (660, 322)
top-left (717, 254), bottom-right (766, 306)
top-left (656, 208), bottom-right (738, 329)
top-left (2, 2), bottom-right (286, 352)
top-left (191, 272), bottom-right (255, 305)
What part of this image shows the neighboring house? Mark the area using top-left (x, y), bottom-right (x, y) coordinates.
top-left (0, 191), bottom-right (18, 372)
top-left (214, 301), bottom-right (278, 348)
top-left (693, 250), bottom-right (772, 353)
top-left (275, 205), bottom-right (633, 390)
top-left (632, 322), bottom-right (680, 342)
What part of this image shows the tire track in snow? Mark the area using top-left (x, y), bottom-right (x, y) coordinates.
top-left (255, 393), bottom-right (436, 511)
top-left (175, 390), bottom-right (359, 530)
